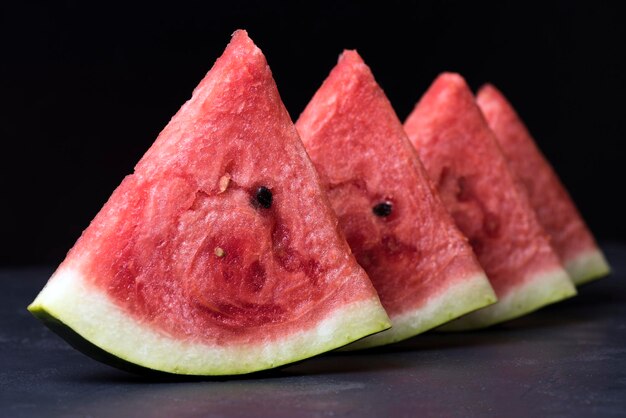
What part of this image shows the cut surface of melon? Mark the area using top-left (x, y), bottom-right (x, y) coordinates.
top-left (439, 267), bottom-right (576, 331)
top-left (29, 266), bottom-right (390, 375)
top-left (565, 249), bottom-right (611, 286)
top-left (345, 272), bottom-right (496, 349)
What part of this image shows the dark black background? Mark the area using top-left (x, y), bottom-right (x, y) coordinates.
top-left (1, 1), bottom-right (624, 266)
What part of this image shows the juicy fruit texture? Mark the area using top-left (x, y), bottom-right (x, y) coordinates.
top-left (404, 73), bottom-right (577, 330)
top-left (476, 84), bottom-right (610, 285)
top-left (28, 30), bottom-right (391, 375)
top-left (296, 51), bottom-right (496, 348)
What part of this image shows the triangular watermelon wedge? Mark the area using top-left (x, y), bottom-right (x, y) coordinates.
top-left (296, 51), bottom-right (496, 348)
top-left (476, 84), bottom-right (610, 285)
top-left (404, 73), bottom-right (577, 330)
top-left (28, 30), bottom-right (391, 376)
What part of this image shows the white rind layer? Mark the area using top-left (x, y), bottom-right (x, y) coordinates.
top-left (28, 267), bottom-right (391, 375)
top-left (439, 266), bottom-right (577, 331)
top-left (564, 248), bottom-right (611, 286)
top-left (343, 272), bottom-right (497, 350)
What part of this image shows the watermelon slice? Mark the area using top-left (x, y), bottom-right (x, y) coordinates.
top-left (404, 73), bottom-right (577, 330)
top-left (27, 30), bottom-right (391, 376)
top-left (476, 84), bottom-right (610, 285)
top-left (296, 51), bottom-right (496, 348)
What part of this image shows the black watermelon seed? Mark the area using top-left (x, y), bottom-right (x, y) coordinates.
top-left (373, 201), bottom-right (393, 217)
top-left (254, 186), bottom-right (273, 209)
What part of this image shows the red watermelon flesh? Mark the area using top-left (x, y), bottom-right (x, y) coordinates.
top-left (476, 84), bottom-right (610, 285)
top-left (296, 51), bottom-right (496, 348)
top-left (28, 30), bottom-right (390, 375)
top-left (404, 73), bottom-right (576, 330)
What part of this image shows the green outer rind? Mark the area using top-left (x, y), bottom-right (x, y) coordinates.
top-left (28, 307), bottom-right (170, 377)
top-left (438, 266), bottom-right (577, 331)
top-left (565, 248), bottom-right (611, 286)
top-left (342, 272), bottom-right (497, 350)
top-left (28, 267), bottom-right (391, 376)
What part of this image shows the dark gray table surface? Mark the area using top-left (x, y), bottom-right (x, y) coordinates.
top-left (1, 244), bottom-right (625, 418)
